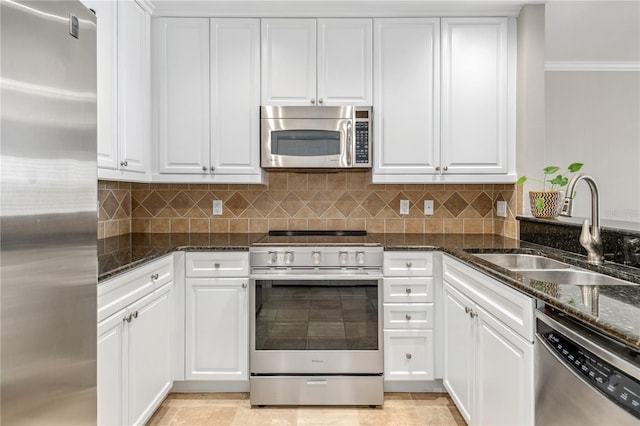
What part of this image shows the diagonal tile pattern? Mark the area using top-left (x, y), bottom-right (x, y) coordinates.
top-left (98, 172), bottom-right (519, 239)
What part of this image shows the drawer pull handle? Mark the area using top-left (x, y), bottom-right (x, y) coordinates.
top-left (405, 314), bottom-right (412, 321)
top-left (214, 263), bottom-right (221, 268)
top-left (405, 288), bottom-right (412, 294)
top-left (405, 353), bottom-right (412, 360)
top-left (406, 261), bottom-right (412, 268)
top-left (151, 273), bottom-right (159, 280)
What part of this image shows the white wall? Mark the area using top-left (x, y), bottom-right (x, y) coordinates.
top-left (543, 1), bottom-right (640, 227)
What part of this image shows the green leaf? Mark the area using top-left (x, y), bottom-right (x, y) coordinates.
top-left (535, 197), bottom-right (545, 212)
top-left (567, 162), bottom-right (583, 173)
top-left (543, 166), bottom-right (560, 175)
top-left (549, 175), bottom-right (568, 187)
top-left (515, 176), bottom-right (527, 186)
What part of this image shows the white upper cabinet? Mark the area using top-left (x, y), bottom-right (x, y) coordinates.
top-left (317, 19), bottom-right (373, 105)
top-left (154, 18), bottom-right (262, 182)
top-left (373, 18), bottom-right (440, 177)
top-left (441, 18), bottom-right (509, 175)
top-left (156, 18), bottom-right (210, 174)
top-left (210, 18), bottom-right (261, 176)
top-left (92, 0), bottom-right (150, 180)
top-left (373, 17), bottom-right (515, 183)
top-left (261, 18), bottom-right (373, 106)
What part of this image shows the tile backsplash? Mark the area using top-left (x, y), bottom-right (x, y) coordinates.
top-left (98, 172), bottom-right (519, 239)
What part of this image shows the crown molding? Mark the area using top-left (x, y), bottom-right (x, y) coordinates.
top-left (147, 1), bottom-right (530, 18)
top-left (545, 61), bottom-right (640, 72)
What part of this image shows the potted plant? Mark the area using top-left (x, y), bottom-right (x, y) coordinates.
top-left (516, 163), bottom-right (584, 218)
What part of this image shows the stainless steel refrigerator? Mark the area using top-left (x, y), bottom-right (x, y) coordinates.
top-left (1, 0), bottom-right (97, 423)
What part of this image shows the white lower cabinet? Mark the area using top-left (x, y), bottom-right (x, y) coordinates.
top-left (443, 255), bottom-right (534, 426)
top-left (383, 252), bottom-right (436, 384)
top-left (97, 256), bottom-right (175, 426)
top-left (184, 252), bottom-right (249, 381)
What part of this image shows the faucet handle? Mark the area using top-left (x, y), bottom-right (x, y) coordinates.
top-left (579, 219), bottom-right (592, 247)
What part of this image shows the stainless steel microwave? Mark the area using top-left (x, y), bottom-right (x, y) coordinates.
top-left (260, 106), bottom-right (372, 169)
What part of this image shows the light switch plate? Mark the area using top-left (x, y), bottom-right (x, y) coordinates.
top-left (424, 200), bottom-right (434, 216)
top-left (400, 199), bottom-right (410, 215)
top-left (497, 200), bottom-right (507, 217)
top-left (212, 200), bottom-right (223, 215)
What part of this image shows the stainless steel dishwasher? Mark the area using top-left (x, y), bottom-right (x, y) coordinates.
top-left (535, 309), bottom-right (640, 425)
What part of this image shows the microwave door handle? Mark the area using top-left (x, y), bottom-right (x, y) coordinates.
top-left (346, 120), bottom-right (353, 167)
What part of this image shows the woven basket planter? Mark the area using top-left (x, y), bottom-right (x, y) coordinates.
top-left (528, 190), bottom-right (562, 218)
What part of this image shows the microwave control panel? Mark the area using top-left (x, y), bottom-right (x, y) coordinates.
top-left (354, 107), bottom-right (371, 166)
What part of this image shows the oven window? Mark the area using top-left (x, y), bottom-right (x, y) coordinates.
top-left (271, 130), bottom-right (340, 157)
top-left (254, 280), bottom-right (378, 351)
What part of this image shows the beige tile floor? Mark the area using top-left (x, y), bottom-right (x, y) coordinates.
top-left (147, 392), bottom-right (466, 426)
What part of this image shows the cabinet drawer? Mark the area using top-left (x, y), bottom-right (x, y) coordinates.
top-left (384, 329), bottom-right (434, 381)
top-left (185, 252), bottom-right (249, 277)
top-left (384, 277), bottom-right (433, 303)
top-left (443, 255), bottom-right (534, 342)
top-left (384, 252), bottom-right (433, 276)
top-left (384, 304), bottom-right (434, 329)
top-left (98, 255), bottom-right (174, 323)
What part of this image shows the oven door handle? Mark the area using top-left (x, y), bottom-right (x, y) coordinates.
top-left (250, 272), bottom-right (383, 281)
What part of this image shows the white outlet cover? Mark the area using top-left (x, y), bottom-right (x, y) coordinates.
top-left (212, 200), bottom-right (223, 215)
top-left (497, 200), bottom-right (507, 217)
top-left (400, 199), bottom-right (410, 215)
top-left (424, 200), bottom-right (434, 216)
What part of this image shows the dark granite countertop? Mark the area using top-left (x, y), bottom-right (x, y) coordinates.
top-left (98, 232), bottom-right (640, 351)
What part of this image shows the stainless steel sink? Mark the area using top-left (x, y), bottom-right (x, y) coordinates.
top-left (518, 269), bottom-right (636, 286)
top-left (474, 253), bottom-right (571, 270)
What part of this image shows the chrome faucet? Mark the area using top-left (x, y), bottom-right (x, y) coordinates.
top-left (560, 174), bottom-right (604, 265)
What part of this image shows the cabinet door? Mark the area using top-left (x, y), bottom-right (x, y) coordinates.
top-left (443, 283), bottom-right (473, 424)
top-left (86, 0), bottom-right (118, 170)
top-left (261, 19), bottom-right (316, 105)
top-left (441, 18), bottom-right (508, 175)
top-left (127, 283), bottom-right (174, 426)
top-left (383, 330), bottom-right (434, 381)
top-left (210, 19), bottom-right (261, 176)
top-left (118, 0), bottom-right (148, 174)
top-left (475, 305), bottom-right (534, 426)
top-left (97, 309), bottom-right (126, 426)
top-left (373, 18), bottom-right (440, 180)
top-left (156, 18), bottom-right (210, 174)
top-left (317, 19), bottom-right (372, 106)
top-left (185, 278), bottom-right (248, 380)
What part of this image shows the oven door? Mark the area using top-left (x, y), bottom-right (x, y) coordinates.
top-left (261, 118), bottom-right (353, 169)
top-left (250, 274), bottom-right (383, 375)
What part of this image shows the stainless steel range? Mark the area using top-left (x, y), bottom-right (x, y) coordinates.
top-left (249, 231), bottom-right (384, 406)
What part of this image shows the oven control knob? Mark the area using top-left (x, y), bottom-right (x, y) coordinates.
top-left (284, 251), bottom-right (294, 265)
top-left (266, 251), bottom-right (277, 265)
top-left (339, 251), bottom-right (348, 265)
top-left (312, 251), bottom-right (321, 265)
top-left (356, 251), bottom-right (365, 265)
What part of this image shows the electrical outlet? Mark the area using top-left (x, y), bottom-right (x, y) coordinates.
top-left (399, 199), bottom-right (410, 215)
top-left (496, 200), bottom-right (507, 217)
top-left (212, 200), bottom-right (223, 215)
top-left (424, 200), bottom-right (434, 216)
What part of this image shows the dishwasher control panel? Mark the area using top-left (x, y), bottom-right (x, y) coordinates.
top-left (545, 331), bottom-right (640, 419)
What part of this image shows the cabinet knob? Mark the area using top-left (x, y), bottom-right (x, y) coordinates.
top-left (310, 98), bottom-right (316, 105)
top-left (202, 166), bottom-right (207, 171)
top-left (210, 166), bottom-right (215, 171)
top-left (214, 263), bottom-right (220, 268)
top-left (464, 306), bottom-right (470, 314)
top-left (123, 313), bottom-right (132, 323)
top-left (405, 314), bottom-right (412, 321)
top-left (406, 261), bottom-right (412, 268)
top-left (443, 166), bottom-right (449, 171)
top-left (405, 353), bottom-right (412, 360)
top-left (132, 310), bottom-right (138, 319)
top-left (435, 166), bottom-right (440, 171)
top-left (318, 98), bottom-right (324, 104)
top-left (469, 310), bottom-right (478, 318)
top-left (120, 160), bottom-right (128, 167)
top-left (405, 288), bottom-right (412, 294)
top-left (151, 273), bottom-right (159, 280)
top-left (242, 282), bottom-right (247, 289)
